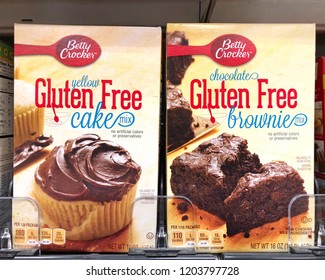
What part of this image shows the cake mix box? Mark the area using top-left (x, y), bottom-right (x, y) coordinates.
top-left (166, 23), bottom-right (315, 253)
top-left (314, 57), bottom-right (325, 178)
top-left (13, 24), bottom-right (161, 252)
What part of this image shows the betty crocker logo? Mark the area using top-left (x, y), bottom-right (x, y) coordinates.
top-left (55, 35), bottom-right (101, 66)
top-left (15, 35), bottom-right (101, 67)
top-left (210, 34), bottom-right (256, 66)
top-left (167, 33), bottom-right (256, 66)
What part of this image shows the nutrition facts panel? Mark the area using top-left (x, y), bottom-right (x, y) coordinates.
top-left (0, 82), bottom-right (13, 196)
top-left (0, 76), bottom-right (13, 93)
top-left (0, 90), bottom-right (13, 136)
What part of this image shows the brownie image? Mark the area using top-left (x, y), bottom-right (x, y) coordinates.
top-left (224, 161), bottom-right (308, 236)
top-left (170, 133), bottom-right (308, 236)
top-left (167, 84), bottom-right (195, 151)
top-left (170, 133), bottom-right (262, 218)
top-left (167, 31), bottom-right (194, 85)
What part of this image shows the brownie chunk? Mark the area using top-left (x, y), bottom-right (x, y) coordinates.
top-left (170, 133), bottom-right (262, 218)
top-left (224, 161), bottom-right (308, 236)
top-left (167, 31), bottom-right (194, 85)
top-left (167, 84), bottom-right (195, 151)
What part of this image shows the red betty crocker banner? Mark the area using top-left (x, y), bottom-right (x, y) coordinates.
top-left (15, 35), bottom-right (101, 67)
top-left (167, 34), bottom-right (256, 66)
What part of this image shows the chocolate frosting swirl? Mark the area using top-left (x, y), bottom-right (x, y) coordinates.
top-left (14, 135), bottom-right (54, 169)
top-left (34, 134), bottom-right (141, 202)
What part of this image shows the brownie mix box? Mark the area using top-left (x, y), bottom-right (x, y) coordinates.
top-left (13, 24), bottom-right (161, 252)
top-left (166, 23), bottom-right (315, 252)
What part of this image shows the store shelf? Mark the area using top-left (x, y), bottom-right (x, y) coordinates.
top-left (12, 252), bottom-right (219, 260)
top-left (4, 251), bottom-right (325, 260)
top-left (2, 1), bottom-right (325, 53)
top-left (210, 0), bottom-right (325, 27)
top-left (0, 0), bottom-right (211, 35)
top-left (1, 1), bottom-right (325, 34)
top-left (222, 252), bottom-right (325, 260)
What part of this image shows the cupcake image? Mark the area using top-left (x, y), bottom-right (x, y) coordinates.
top-left (33, 134), bottom-right (141, 241)
top-left (14, 79), bottom-right (45, 148)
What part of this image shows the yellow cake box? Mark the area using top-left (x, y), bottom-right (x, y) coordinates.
top-left (166, 23), bottom-right (316, 253)
top-left (13, 24), bottom-right (162, 253)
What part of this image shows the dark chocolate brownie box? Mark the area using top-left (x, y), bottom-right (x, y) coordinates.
top-left (166, 23), bottom-right (315, 252)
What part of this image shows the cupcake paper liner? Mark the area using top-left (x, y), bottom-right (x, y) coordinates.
top-left (14, 107), bottom-right (44, 148)
top-left (33, 183), bottom-right (137, 241)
